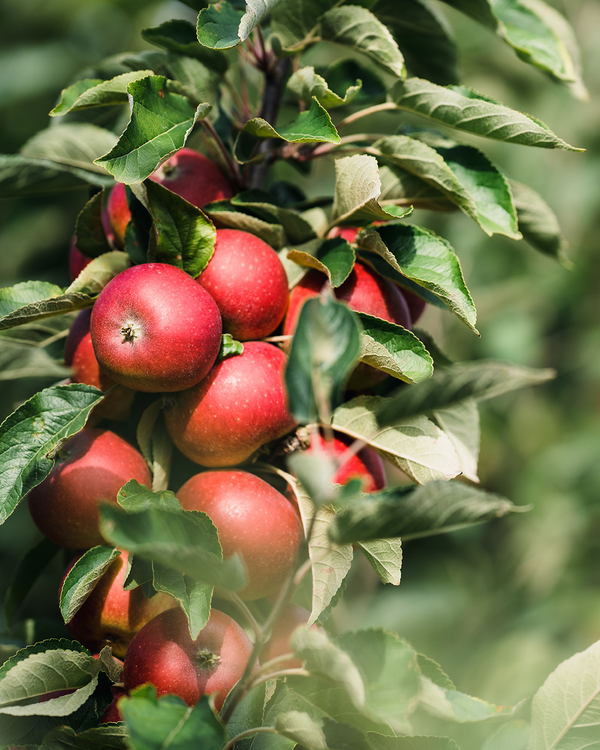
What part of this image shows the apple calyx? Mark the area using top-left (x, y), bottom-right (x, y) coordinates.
top-left (120, 323), bottom-right (140, 343)
top-left (196, 648), bottom-right (220, 669)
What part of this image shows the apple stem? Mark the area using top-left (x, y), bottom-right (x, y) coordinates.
top-left (196, 647), bottom-right (220, 669)
top-left (229, 593), bottom-right (262, 638)
top-left (120, 324), bottom-right (137, 343)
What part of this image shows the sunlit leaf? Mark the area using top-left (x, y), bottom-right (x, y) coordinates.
top-left (243, 98), bottom-right (340, 144)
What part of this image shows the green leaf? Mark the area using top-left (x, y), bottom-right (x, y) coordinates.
top-left (95, 76), bottom-right (211, 183)
top-left (287, 66), bottom-right (362, 109)
top-left (4, 538), bottom-right (61, 627)
top-left (0, 337), bottom-right (71, 382)
top-left (331, 395), bottom-right (461, 484)
top-left (224, 683), bottom-right (266, 748)
top-left (392, 77), bottom-right (582, 150)
top-left (39, 724), bottom-right (129, 750)
top-left (320, 6), bottom-right (406, 78)
top-left (132, 180), bottom-right (216, 277)
top-left (59, 547), bottom-right (122, 624)
top-left (151, 562), bottom-right (212, 640)
top-left (270, 0), bottom-right (338, 51)
top-left (336, 630), bottom-right (419, 731)
top-left (285, 294), bottom-right (362, 424)
top-left (74, 191), bottom-right (113, 259)
top-left (378, 162), bottom-right (452, 212)
top-left (510, 179), bottom-right (570, 265)
top-left (121, 687), bottom-right (226, 750)
top-left (355, 224), bottom-right (477, 333)
top-left (273, 711), bottom-right (328, 750)
top-left (372, 0), bottom-right (459, 85)
top-left (481, 720), bottom-right (530, 750)
top-left (218, 334), bottom-right (244, 360)
top-left (328, 480), bottom-right (517, 544)
top-left (368, 735), bottom-right (460, 749)
top-left (417, 654), bottom-right (455, 691)
top-left (378, 359), bottom-right (556, 425)
top-left (230, 191), bottom-right (317, 244)
top-left (196, 1), bottom-right (245, 49)
top-left (292, 486), bottom-right (354, 626)
top-left (286, 237), bottom-right (355, 288)
top-left (99, 504), bottom-right (247, 593)
top-left (0, 253), bottom-right (131, 331)
top-left (50, 71), bottom-right (154, 116)
top-left (0, 383), bottom-right (104, 526)
top-left (204, 203), bottom-right (285, 249)
top-left (243, 97), bottom-right (340, 144)
top-left (238, 0), bottom-right (287, 43)
top-left (142, 20), bottom-right (229, 73)
top-left (21, 124), bottom-right (119, 172)
top-left (357, 312), bottom-right (433, 384)
top-left (332, 155), bottom-right (409, 226)
top-left (433, 399), bottom-right (480, 483)
top-left (357, 539), bottom-right (402, 585)
top-left (292, 629), bottom-right (365, 710)
top-left (529, 638), bottom-right (600, 749)
top-left (419, 674), bottom-right (521, 722)
top-left (0, 155), bottom-right (113, 198)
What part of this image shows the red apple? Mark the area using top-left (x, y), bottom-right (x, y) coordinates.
top-left (64, 309), bottom-right (135, 422)
top-left (262, 605), bottom-right (315, 670)
top-left (164, 341), bottom-right (297, 467)
top-left (28, 427), bottom-right (152, 549)
top-left (100, 686), bottom-right (126, 723)
top-left (107, 149), bottom-right (233, 247)
top-left (308, 431), bottom-right (386, 493)
top-left (63, 550), bottom-right (177, 659)
top-left (327, 226), bottom-right (360, 243)
top-left (197, 228), bottom-right (289, 341)
top-left (176, 470), bottom-right (303, 600)
top-left (283, 261), bottom-right (411, 388)
top-left (90, 263), bottom-right (222, 393)
top-left (68, 236), bottom-right (92, 282)
top-left (123, 607), bottom-right (254, 711)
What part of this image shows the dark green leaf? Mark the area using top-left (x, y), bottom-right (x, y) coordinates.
top-left (99, 504), bottom-right (246, 592)
top-left (243, 98), bottom-right (340, 144)
top-left (0, 155), bottom-right (113, 198)
top-left (373, 0), bottom-right (459, 85)
top-left (287, 66), bottom-right (362, 109)
top-left (285, 294), bottom-right (362, 424)
top-left (322, 718), bottom-right (371, 750)
top-left (224, 683), bottom-right (266, 748)
top-left (336, 630), bottom-right (419, 731)
top-left (510, 179), bottom-right (570, 265)
top-left (328, 480), bottom-right (518, 544)
top-left (75, 191), bottom-right (113, 259)
top-left (230, 192), bottom-right (317, 244)
top-left (392, 78), bottom-right (582, 150)
top-left (320, 6), bottom-right (405, 78)
top-left (204, 203), bottom-right (285, 248)
top-left (132, 180), bottom-right (216, 277)
top-left (60, 547), bottom-right (122, 624)
top-left (270, 0), bottom-right (338, 51)
top-left (331, 395), bottom-right (461, 485)
top-left (287, 237), bottom-right (355, 288)
top-left (378, 359), bottom-right (556, 425)
top-left (151, 562), bottom-right (212, 640)
top-left (95, 76), bottom-right (212, 183)
top-left (325, 59), bottom-right (386, 106)
top-left (50, 71), bottom-right (154, 116)
top-left (39, 724), bottom-right (129, 750)
top-left (357, 312), bottom-right (433, 384)
top-left (121, 687), bottom-right (226, 750)
top-left (0, 384), bottom-right (104, 526)
top-left (355, 224), bottom-right (477, 333)
top-left (196, 1), bottom-right (245, 49)
top-left (142, 20), bottom-right (229, 73)
top-left (3, 538), bottom-right (61, 627)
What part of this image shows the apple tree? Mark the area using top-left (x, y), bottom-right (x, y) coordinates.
top-left (0, 1), bottom-right (594, 748)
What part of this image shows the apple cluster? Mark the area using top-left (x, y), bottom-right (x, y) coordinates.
top-left (30, 147), bottom-right (421, 717)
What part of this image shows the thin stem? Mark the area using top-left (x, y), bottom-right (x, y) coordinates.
top-left (253, 651), bottom-right (296, 676)
top-left (229, 592), bottom-right (262, 639)
top-left (222, 727), bottom-right (278, 750)
top-left (201, 118), bottom-right (242, 187)
top-left (310, 133), bottom-right (389, 158)
top-left (337, 102), bottom-right (398, 130)
top-left (261, 334), bottom-right (293, 343)
top-left (248, 667), bottom-right (309, 690)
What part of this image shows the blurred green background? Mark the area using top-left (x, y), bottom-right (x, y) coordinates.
top-left (1, 0), bottom-right (599, 745)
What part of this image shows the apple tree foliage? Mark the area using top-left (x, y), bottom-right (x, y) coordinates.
top-left (0, 1), bottom-right (595, 748)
